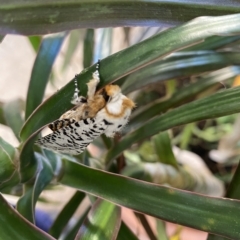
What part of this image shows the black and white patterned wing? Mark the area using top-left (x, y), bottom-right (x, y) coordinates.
top-left (35, 118), bottom-right (107, 155)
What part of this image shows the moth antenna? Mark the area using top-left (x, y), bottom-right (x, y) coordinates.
top-left (71, 74), bottom-right (81, 105)
top-left (93, 60), bottom-right (100, 81)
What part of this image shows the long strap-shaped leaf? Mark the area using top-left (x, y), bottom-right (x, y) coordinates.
top-left (1, 1), bottom-right (240, 35)
top-left (106, 86), bottom-right (240, 162)
top-left (0, 194), bottom-right (55, 240)
top-left (75, 199), bottom-right (121, 240)
top-left (59, 159), bottom-right (240, 239)
top-left (25, 33), bottom-right (66, 119)
top-left (20, 14), bottom-right (240, 142)
top-left (19, 14), bottom-right (240, 182)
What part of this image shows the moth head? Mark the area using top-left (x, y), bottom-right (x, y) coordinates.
top-left (104, 85), bottom-right (121, 99)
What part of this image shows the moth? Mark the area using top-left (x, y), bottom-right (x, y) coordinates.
top-left (35, 62), bottom-right (135, 155)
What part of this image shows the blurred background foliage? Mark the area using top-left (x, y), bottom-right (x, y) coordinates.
top-left (1, 1), bottom-right (240, 240)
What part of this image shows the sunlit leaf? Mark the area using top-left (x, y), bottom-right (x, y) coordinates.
top-left (75, 199), bottom-right (121, 240)
top-left (28, 36), bottom-right (42, 52)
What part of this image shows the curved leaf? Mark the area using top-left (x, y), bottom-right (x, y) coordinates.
top-left (0, 194), bottom-right (55, 240)
top-left (62, 207), bottom-right (90, 240)
top-left (20, 14), bottom-right (240, 141)
top-left (19, 14), bottom-right (240, 182)
top-left (106, 86), bottom-right (240, 162)
top-left (226, 162), bottom-right (240, 199)
top-left (83, 29), bottom-right (94, 68)
top-left (59, 159), bottom-right (240, 239)
top-left (207, 162), bottom-right (240, 240)
top-left (0, 136), bottom-right (17, 160)
top-left (75, 199), bottom-right (121, 240)
top-left (117, 222), bottom-right (138, 240)
top-left (49, 191), bottom-right (85, 238)
top-left (0, 138), bottom-right (20, 190)
top-left (3, 99), bottom-right (24, 140)
top-left (121, 51), bottom-right (240, 93)
top-left (129, 66), bottom-right (240, 131)
top-left (153, 131), bottom-right (178, 168)
top-left (184, 35), bottom-right (240, 51)
top-left (28, 36), bottom-right (42, 52)
top-left (0, 146), bottom-right (16, 182)
top-left (17, 154), bottom-right (54, 222)
top-left (25, 33), bottom-right (66, 119)
top-left (1, 1), bottom-right (240, 35)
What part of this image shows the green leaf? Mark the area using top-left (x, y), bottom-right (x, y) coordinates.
top-left (25, 33), bottom-right (66, 120)
top-left (49, 191), bottom-right (85, 238)
top-left (75, 199), bottom-right (121, 240)
top-left (3, 99), bottom-right (24, 141)
top-left (59, 159), bottom-right (240, 239)
top-left (20, 34), bottom-right (66, 181)
top-left (0, 146), bottom-right (16, 183)
top-left (121, 51), bottom-right (240, 94)
top-left (153, 131), bottom-right (178, 168)
top-left (0, 136), bottom-right (17, 160)
top-left (17, 154), bottom-right (54, 222)
top-left (226, 161), bottom-right (240, 199)
top-left (20, 14), bottom-right (240, 141)
top-left (62, 207), bottom-right (90, 240)
top-left (117, 222), bottom-right (138, 240)
top-left (184, 35), bottom-right (240, 51)
top-left (19, 138), bottom-right (38, 182)
top-left (42, 149), bottom-right (63, 176)
top-left (83, 29), bottom-right (94, 68)
top-left (19, 14), bottom-right (240, 182)
top-left (1, 1), bottom-right (240, 35)
top-left (0, 194), bottom-right (55, 240)
top-left (28, 36), bottom-right (42, 52)
top-left (62, 29), bottom-right (84, 71)
top-left (129, 66), bottom-right (240, 131)
top-left (207, 236), bottom-right (227, 240)
top-left (106, 86), bottom-right (240, 162)
top-left (0, 102), bottom-right (6, 125)
top-left (156, 220), bottom-right (168, 240)
top-left (207, 161), bottom-right (240, 240)
top-left (0, 138), bottom-right (20, 190)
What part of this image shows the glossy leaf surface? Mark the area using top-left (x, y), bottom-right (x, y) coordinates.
top-left (1, 1), bottom-right (240, 35)
top-left (60, 159), bottom-right (240, 239)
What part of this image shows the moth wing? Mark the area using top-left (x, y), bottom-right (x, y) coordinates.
top-left (35, 118), bottom-right (107, 155)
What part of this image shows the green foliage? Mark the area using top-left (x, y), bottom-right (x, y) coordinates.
top-left (1, 2), bottom-right (240, 240)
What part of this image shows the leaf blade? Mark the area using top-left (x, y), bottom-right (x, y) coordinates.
top-left (59, 159), bottom-right (240, 239)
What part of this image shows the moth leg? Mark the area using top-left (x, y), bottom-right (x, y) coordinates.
top-left (59, 104), bottom-right (86, 122)
top-left (87, 61), bottom-right (100, 101)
